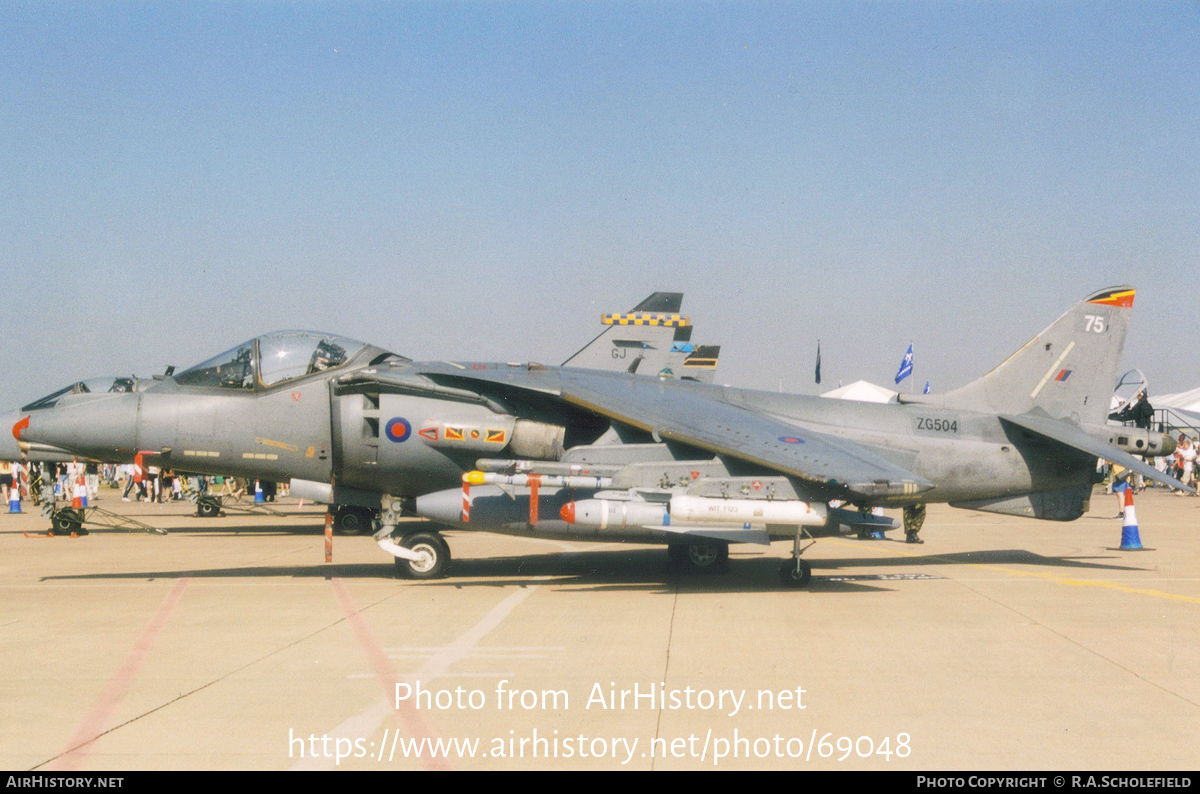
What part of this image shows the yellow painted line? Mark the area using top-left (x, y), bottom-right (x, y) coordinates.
top-left (254, 437), bottom-right (299, 452)
top-left (824, 537), bottom-right (1200, 605)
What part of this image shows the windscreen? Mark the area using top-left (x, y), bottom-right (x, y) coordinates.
top-left (20, 377), bottom-right (139, 410)
top-left (174, 342), bottom-right (256, 389)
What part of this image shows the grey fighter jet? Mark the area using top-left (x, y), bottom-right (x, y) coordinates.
top-left (15, 286), bottom-right (1189, 587)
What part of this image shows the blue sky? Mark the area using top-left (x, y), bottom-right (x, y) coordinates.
top-left (2, 2), bottom-right (1197, 408)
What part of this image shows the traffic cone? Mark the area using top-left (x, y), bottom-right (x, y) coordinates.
top-left (74, 476), bottom-right (88, 509)
top-left (254, 480), bottom-right (264, 503)
top-left (8, 487), bottom-right (21, 513)
top-left (1119, 487), bottom-right (1143, 550)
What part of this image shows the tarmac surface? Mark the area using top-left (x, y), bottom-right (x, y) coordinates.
top-left (1, 487), bottom-right (1198, 771)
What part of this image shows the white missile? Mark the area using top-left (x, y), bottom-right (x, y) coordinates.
top-left (561, 495), bottom-right (830, 529)
top-left (559, 498), bottom-right (670, 529)
top-left (668, 495), bottom-right (828, 526)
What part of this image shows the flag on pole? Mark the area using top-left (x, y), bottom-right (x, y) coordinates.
top-left (923, 380), bottom-right (930, 394)
top-left (895, 343), bottom-right (913, 384)
top-left (814, 341), bottom-right (821, 385)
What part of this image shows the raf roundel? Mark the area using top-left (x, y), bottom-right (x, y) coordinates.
top-left (385, 417), bottom-right (412, 443)
top-left (778, 436), bottom-right (805, 444)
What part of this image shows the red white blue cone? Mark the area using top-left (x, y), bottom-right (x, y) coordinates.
top-left (869, 506), bottom-right (886, 539)
top-left (73, 477), bottom-right (88, 509)
top-left (254, 480), bottom-right (265, 503)
top-left (8, 488), bottom-right (21, 513)
top-left (1119, 487), bottom-right (1142, 550)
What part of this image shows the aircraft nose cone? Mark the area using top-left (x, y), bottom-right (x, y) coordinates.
top-left (23, 394), bottom-right (140, 459)
top-left (0, 411), bottom-right (28, 461)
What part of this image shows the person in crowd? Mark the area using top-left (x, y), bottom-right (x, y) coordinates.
top-left (86, 461), bottom-right (100, 502)
top-left (0, 459), bottom-right (12, 506)
top-left (1130, 390), bottom-right (1155, 430)
top-left (1178, 437), bottom-right (1197, 496)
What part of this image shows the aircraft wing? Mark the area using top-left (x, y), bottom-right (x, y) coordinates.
top-left (557, 373), bottom-right (933, 500)
top-left (412, 366), bottom-right (934, 501)
top-left (999, 413), bottom-right (1195, 494)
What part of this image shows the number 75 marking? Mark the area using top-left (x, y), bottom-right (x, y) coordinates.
top-left (1083, 314), bottom-right (1106, 333)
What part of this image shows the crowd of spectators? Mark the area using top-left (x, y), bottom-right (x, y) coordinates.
top-left (0, 458), bottom-right (286, 508)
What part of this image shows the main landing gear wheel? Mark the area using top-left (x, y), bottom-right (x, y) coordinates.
top-left (667, 541), bottom-right (729, 574)
top-left (394, 531), bottom-right (451, 579)
top-left (779, 558), bottom-right (812, 588)
top-left (334, 507), bottom-right (374, 535)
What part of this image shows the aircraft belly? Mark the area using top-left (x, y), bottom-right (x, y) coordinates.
top-left (905, 436), bottom-right (1093, 503)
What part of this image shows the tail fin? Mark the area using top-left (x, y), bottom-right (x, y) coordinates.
top-left (679, 344), bottom-right (721, 383)
top-left (937, 286), bottom-right (1134, 425)
top-left (562, 292), bottom-right (688, 371)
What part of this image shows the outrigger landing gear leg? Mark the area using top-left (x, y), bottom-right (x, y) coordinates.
top-left (904, 503), bottom-right (926, 544)
top-left (779, 530), bottom-right (813, 588)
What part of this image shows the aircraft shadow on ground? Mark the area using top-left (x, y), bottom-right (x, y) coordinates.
top-left (37, 545), bottom-right (1144, 593)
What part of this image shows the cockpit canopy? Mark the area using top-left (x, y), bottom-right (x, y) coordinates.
top-left (21, 376), bottom-right (138, 411)
top-left (174, 331), bottom-right (370, 390)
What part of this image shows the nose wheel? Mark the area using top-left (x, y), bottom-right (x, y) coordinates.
top-left (392, 531), bottom-right (451, 579)
top-left (667, 540), bottom-right (729, 574)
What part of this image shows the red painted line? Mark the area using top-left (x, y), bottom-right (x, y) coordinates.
top-left (328, 577), bottom-right (451, 770)
top-left (52, 577), bottom-right (191, 771)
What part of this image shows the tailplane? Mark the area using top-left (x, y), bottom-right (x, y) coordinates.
top-left (936, 286), bottom-right (1134, 425)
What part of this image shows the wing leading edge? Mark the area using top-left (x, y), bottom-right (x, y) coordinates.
top-left (555, 377), bottom-right (932, 501)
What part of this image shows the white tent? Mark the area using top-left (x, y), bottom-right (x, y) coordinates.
top-left (1155, 386), bottom-right (1200, 414)
top-left (820, 380), bottom-right (897, 404)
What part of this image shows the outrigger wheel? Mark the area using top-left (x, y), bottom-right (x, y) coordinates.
top-left (903, 503), bottom-right (927, 545)
top-left (393, 531), bottom-right (451, 580)
top-left (779, 557), bottom-right (812, 587)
